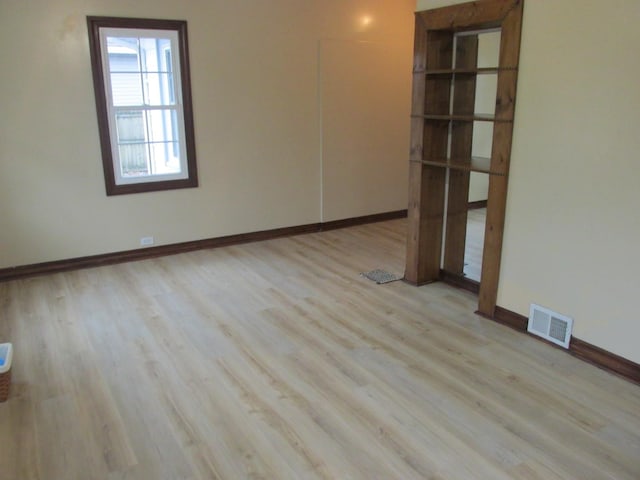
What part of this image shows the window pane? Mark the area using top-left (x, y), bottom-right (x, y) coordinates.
top-left (139, 37), bottom-right (172, 72)
top-left (107, 37), bottom-right (143, 106)
top-left (142, 73), bottom-right (175, 106)
top-left (115, 109), bottom-right (181, 177)
top-left (147, 108), bottom-right (181, 174)
top-left (106, 37), bottom-right (140, 72)
top-left (119, 143), bottom-right (149, 177)
top-left (110, 73), bottom-right (143, 106)
top-left (115, 111), bottom-right (148, 176)
top-left (149, 142), bottom-right (181, 175)
top-left (115, 110), bottom-right (145, 143)
top-left (145, 109), bottom-right (178, 143)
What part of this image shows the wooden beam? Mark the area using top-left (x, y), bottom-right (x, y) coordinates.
top-left (418, 0), bottom-right (521, 31)
top-left (405, 27), bottom-right (453, 285)
top-left (477, 0), bottom-right (524, 316)
top-left (443, 35), bottom-right (478, 275)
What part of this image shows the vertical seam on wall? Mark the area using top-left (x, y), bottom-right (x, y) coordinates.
top-left (317, 39), bottom-right (324, 223)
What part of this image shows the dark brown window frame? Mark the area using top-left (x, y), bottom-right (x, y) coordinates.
top-left (87, 16), bottom-right (198, 196)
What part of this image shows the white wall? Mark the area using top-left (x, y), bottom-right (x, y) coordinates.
top-left (0, 0), bottom-right (414, 267)
top-left (417, 0), bottom-right (640, 363)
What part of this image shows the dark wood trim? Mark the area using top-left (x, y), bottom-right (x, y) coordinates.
top-left (87, 16), bottom-right (115, 193)
top-left (0, 210), bottom-right (407, 282)
top-left (402, 278), bottom-right (436, 287)
top-left (418, 0), bottom-right (521, 32)
top-left (320, 209), bottom-right (407, 231)
top-left (439, 270), bottom-right (480, 294)
top-left (86, 16), bottom-right (198, 196)
top-left (570, 338), bottom-right (640, 385)
top-left (0, 224), bottom-right (318, 282)
top-left (404, 28), bottom-right (453, 285)
top-left (468, 200), bottom-right (488, 210)
top-left (488, 305), bottom-right (528, 331)
top-left (477, 0), bottom-right (524, 318)
top-left (477, 305), bottom-right (640, 385)
top-left (443, 35), bottom-right (478, 275)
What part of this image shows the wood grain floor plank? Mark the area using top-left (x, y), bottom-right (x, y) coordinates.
top-left (0, 219), bottom-right (639, 479)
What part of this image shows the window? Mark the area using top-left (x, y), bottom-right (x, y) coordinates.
top-left (87, 17), bottom-right (198, 195)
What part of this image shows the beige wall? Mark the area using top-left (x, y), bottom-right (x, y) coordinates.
top-left (417, 0), bottom-right (640, 363)
top-left (0, 0), bottom-right (414, 267)
top-left (321, 38), bottom-right (411, 221)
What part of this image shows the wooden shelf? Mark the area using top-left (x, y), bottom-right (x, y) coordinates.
top-left (405, 0), bottom-right (524, 318)
top-left (411, 157), bottom-right (505, 176)
top-left (413, 67), bottom-right (517, 75)
top-left (412, 113), bottom-right (511, 123)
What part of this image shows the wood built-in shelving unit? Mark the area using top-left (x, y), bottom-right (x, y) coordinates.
top-left (405, 0), bottom-right (524, 317)
top-left (413, 113), bottom-right (509, 122)
top-left (411, 157), bottom-right (505, 176)
top-left (415, 67), bottom-right (515, 75)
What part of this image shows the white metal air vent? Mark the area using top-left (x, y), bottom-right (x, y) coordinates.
top-left (527, 304), bottom-right (573, 349)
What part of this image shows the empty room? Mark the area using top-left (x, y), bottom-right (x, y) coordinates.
top-left (1, 0), bottom-right (639, 478)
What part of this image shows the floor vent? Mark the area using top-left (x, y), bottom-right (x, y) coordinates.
top-left (527, 304), bottom-right (573, 349)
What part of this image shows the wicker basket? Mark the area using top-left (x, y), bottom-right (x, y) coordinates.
top-left (0, 343), bottom-right (12, 403)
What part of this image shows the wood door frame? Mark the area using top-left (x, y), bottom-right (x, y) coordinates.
top-left (404, 0), bottom-right (524, 318)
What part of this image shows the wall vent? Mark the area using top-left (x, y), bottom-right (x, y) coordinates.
top-left (527, 304), bottom-right (573, 349)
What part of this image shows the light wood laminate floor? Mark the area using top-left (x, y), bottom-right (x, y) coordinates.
top-left (1, 219), bottom-right (639, 479)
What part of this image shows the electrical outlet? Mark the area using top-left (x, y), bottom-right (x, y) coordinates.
top-left (140, 236), bottom-right (154, 246)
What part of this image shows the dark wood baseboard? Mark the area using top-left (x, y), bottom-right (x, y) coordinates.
top-left (467, 200), bottom-right (488, 210)
top-left (0, 209), bottom-right (408, 283)
top-left (402, 278), bottom-right (436, 287)
top-left (570, 338), bottom-right (640, 385)
top-left (0, 223), bottom-right (319, 282)
top-left (482, 306), bottom-right (640, 385)
top-left (439, 270), bottom-right (480, 294)
top-left (321, 209), bottom-right (407, 231)
top-left (491, 305), bottom-right (529, 331)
